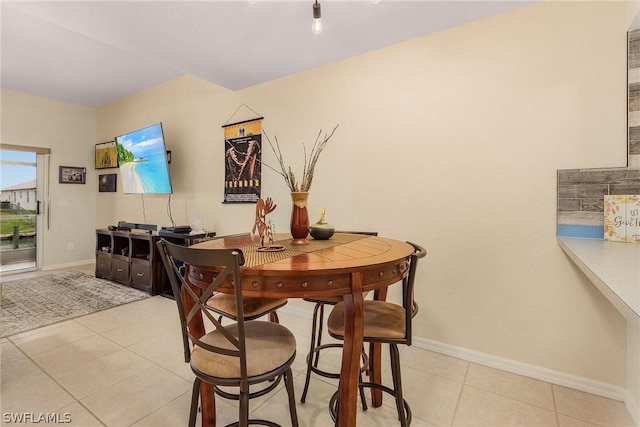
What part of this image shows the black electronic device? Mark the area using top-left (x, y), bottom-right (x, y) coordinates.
top-left (117, 221), bottom-right (157, 232)
top-left (160, 225), bottom-right (191, 234)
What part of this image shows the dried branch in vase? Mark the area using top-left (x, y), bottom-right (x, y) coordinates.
top-left (262, 124), bottom-right (339, 192)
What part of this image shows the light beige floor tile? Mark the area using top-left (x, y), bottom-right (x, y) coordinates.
top-left (7, 319), bottom-right (78, 340)
top-left (127, 330), bottom-right (184, 363)
top-left (58, 401), bottom-right (103, 426)
top-left (2, 352), bottom-right (50, 383)
top-left (553, 385), bottom-right (635, 427)
top-left (130, 391), bottom-right (239, 427)
top-left (81, 366), bottom-right (190, 426)
top-left (258, 372), bottom-right (339, 427)
top-left (357, 403), bottom-right (439, 427)
top-left (127, 295), bottom-right (179, 320)
top-left (55, 348), bottom-right (155, 398)
top-left (29, 334), bottom-right (121, 376)
top-left (101, 316), bottom-right (177, 347)
top-left (381, 363), bottom-right (463, 426)
top-left (1, 340), bottom-right (27, 365)
top-left (76, 304), bottom-right (150, 333)
top-left (465, 363), bottom-right (555, 410)
top-left (278, 310), bottom-right (313, 338)
top-left (400, 346), bottom-right (469, 383)
top-left (209, 393), bottom-right (248, 427)
top-left (10, 321), bottom-right (96, 356)
top-left (453, 385), bottom-right (558, 427)
top-left (157, 352), bottom-right (194, 382)
top-left (558, 413), bottom-right (603, 427)
top-left (130, 391), bottom-right (192, 427)
top-left (1, 357), bottom-right (76, 415)
top-left (247, 382), bottom-right (304, 427)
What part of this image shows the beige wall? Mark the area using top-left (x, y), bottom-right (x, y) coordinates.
top-left (1, 89), bottom-right (97, 268)
top-left (97, 77), bottom-right (243, 228)
top-left (88, 0), bottom-right (622, 390)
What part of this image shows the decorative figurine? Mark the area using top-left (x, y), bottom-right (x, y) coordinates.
top-left (309, 208), bottom-right (335, 240)
top-left (251, 197), bottom-right (285, 252)
top-left (252, 197), bottom-right (276, 247)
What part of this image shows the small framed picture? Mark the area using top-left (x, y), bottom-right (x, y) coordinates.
top-left (99, 174), bottom-right (117, 192)
top-left (95, 141), bottom-right (118, 169)
top-left (59, 166), bottom-right (86, 184)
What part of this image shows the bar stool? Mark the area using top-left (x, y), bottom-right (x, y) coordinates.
top-left (326, 242), bottom-right (426, 426)
top-left (157, 239), bottom-right (299, 427)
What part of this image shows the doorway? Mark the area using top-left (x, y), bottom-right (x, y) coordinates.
top-left (0, 146), bottom-right (49, 274)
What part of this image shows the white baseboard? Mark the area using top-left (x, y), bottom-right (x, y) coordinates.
top-left (41, 259), bottom-right (95, 271)
top-left (413, 336), bottom-right (638, 424)
top-left (413, 336), bottom-right (626, 400)
top-left (625, 389), bottom-right (640, 427)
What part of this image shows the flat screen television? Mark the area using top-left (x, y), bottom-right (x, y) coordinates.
top-left (115, 123), bottom-right (173, 194)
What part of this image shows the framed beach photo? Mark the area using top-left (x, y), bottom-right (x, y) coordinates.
top-left (59, 166), bottom-right (86, 184)
top-left (98, 174), bottom-right (117, 192)
top-left (95, 141), bottom-right (118, 169)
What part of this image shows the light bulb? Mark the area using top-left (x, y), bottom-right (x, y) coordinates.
top-left (312, 17), bottom-right (323, 35)
top-left (312, 1), bottom-right (322, 35)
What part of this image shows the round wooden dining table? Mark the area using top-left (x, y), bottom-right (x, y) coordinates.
top-left (187, 233), bottom-right (414, 427)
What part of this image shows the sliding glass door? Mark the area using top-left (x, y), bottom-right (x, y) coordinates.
top-left (0, 147), bottom-right (47, 273)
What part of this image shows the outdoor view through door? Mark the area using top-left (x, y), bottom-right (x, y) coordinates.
top-left (0, 149), bottom-right (38, 272)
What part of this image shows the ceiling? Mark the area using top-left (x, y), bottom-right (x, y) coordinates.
top-left (1, 1), bottom-right (532, 108)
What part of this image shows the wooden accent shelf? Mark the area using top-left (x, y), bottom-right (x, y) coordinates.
top-left (95, 228), bottom-right (166, 295)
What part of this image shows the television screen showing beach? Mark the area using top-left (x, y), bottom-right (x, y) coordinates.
top-left (115, 123), bottom-right (173, 194)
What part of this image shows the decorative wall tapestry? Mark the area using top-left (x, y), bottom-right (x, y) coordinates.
top-left (223, 118), bottom-right (262, 203)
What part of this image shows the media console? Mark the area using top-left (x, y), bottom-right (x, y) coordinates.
top-left (95, 228), bottom-right (215, 296)
top-left (95, 228), bottom-right (165, 295)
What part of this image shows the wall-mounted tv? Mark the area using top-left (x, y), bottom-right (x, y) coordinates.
top-left (115, 122), bottom-right (173, 194)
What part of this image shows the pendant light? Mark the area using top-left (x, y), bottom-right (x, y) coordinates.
top-left (312, 0), bottom-right (322, 35)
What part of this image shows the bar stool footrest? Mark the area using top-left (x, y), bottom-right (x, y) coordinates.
top-left (328, 382), bottom-right (412, 426)
top-left (306, 343), bottom-right (369, 379)
top-left (214, 375), bottom-right (283, 401)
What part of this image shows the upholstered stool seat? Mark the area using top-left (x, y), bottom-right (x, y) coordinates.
top-left (206, 293), bottom-right (288, 322)
top-left (192, 322), bottom-right (296, 379)
top-left (327, 301), bottom-right (406, 341)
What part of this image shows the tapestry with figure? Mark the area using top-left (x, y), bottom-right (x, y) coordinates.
top-left (223, 118), bottom-right (262, 203)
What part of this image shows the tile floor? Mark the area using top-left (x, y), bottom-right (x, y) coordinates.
top-left (0, 265), bottom-right (636, 426)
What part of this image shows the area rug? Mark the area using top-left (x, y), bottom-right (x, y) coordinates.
top-left (0, 271), bottom-right (150, 338)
